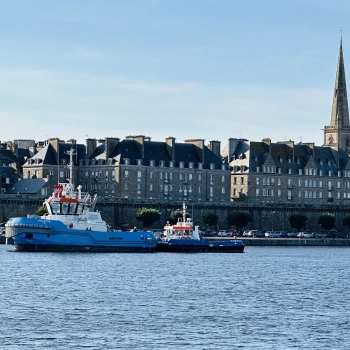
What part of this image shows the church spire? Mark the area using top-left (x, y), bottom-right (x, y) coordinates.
top-left (330, 39), bottom-right (349, 127)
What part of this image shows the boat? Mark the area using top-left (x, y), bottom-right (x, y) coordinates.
top-left (5, 149), bottom-right (158, 252)
top-left (156, 203), bottom-right (210, 252)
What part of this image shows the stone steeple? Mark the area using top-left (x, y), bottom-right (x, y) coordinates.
top-left (324, 40), bottom-right (350, 152)
top-left (330, 39), bottom-right (349, 127)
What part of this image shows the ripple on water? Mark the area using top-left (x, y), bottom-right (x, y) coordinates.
top-left (1, 246), bottom-right (350, 349)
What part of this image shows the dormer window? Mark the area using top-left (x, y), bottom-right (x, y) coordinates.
top-left (150, 160), bottom-right (155, 166)
top-left (169, 161), bottom-right (174, 167)
top-left (179, 161), bottom-right (184, 168)
top-left (124, 158), bottom-right (130, 165)
top-left (189, 162), bottom-right (194, 169)
top-left (137, 159), bottom-right (143, 166)
top-left (159, 160), bottom-right (165, 167)
top-left (198, 162), bottom-right (203, 169)
top-left (210, 163), bottom-right (215, 170)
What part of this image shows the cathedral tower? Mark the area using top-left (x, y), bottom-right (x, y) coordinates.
top-left (324, 40), bottom-right (350, 151)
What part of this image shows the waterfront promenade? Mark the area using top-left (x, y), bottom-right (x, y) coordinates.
top-left (209, 237), bottom-right (350, 246)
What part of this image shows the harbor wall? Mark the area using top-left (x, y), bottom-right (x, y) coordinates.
top-left (1, 196), bottom-right (350, 232)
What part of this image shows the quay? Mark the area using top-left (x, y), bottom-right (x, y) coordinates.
top-left (208, 237), bottom-right (350, 246)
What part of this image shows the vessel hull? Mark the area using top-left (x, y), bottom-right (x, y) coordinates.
top-left (208, 241), bottom-right (245, 253)
top-left (5, 217), bottom-right (158, 253)
top-left (156, 239), bottom-right (209, 253)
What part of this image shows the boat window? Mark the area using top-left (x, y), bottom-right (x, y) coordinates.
top-left (62, 203), bottom-right (69, 214)
top-left (76, 205), bottom-right (84, 214)
top-left (51, 203), bottom-right (61, 214)
top-left (69, 203), bottom-right (77, 214)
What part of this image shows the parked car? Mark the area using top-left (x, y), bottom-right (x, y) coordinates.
top-left (242, 230), bottom-right (250, 236)
top-left (265, 231), bottom-right (280, 238)
top-left (218, 230), bottom-right (229, 237)
top-left (287, 232), bottom-right (298, 238)
top-left (297, 232), bottom-right (312, 238)
top-left (230, 230), bottom-right (239, 237)
top-left (246, 230), bottom-right (262, 237)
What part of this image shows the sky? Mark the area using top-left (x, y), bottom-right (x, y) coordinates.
top-left (0, 0), bottom-right (349, 148)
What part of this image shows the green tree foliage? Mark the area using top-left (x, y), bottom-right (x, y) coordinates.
top-left (36, 205), bottom-right (48, 216)
top-left (342, 215), bottom-right (350, 229)
top-left (136, 207), bottom-right (161, 228)
top-left (318, 213), bottom-right (335, 231)
top-left (202, 211), bottom-right (218, 228)
top-left (227, 211), bottom-right (252, 230)
top-left (169, 209), bottom-right (189, 224)
top-left (288, 213), bottom-right (308, 231)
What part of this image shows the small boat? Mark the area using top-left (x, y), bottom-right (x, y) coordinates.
top-left (156, 203), bottom-right (210, 252)
top-left (5, 149), bottom-right (158, 252)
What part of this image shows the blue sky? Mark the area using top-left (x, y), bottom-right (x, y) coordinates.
top-left (0, 0), bottom-right (349, 147)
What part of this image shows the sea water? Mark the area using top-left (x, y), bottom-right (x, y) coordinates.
top-left (1, 245), bottom-right (349, 349)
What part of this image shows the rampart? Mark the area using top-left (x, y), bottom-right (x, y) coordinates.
top-left (1, 195), bottom-right (350, 232)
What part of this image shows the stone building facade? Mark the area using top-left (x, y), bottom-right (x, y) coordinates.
top-left (224, 138), bottom-right (350, 205)
top-left (22, 135), bottom-right (231, 203)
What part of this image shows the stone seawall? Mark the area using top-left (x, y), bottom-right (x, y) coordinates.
top-left (1, 196), bottom-right (350, 232)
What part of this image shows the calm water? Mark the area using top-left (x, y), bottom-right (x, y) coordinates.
top-left (1, 245), bottom-right (349, 350)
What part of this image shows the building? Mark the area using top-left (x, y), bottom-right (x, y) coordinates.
top-left (22, 135), bottom-right (231, 202)
top-left (225, 138), bottom-right (350, 204)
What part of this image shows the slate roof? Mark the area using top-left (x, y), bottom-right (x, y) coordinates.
top-left (89, 139), bottom-right (223, 169)
top-left (6, 178), bottom-right (48, 195)
top-left (0, 149), bottom-right (17, 165)
top-left (26, 143), bottom-right (86, 166)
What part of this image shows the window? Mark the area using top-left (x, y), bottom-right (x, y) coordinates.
top-left (222, 175), bottom-right (225, 183)
top-left (278, 190), bottom-right (281, 197)
top-left (298, 191), bottom-right (302, 198)
top-left (149, 183), bottom-right (153, 191)
top-left (299, 169), bottom-right (303, 175)
top-left (319, 192), bottom-right (322, 199)
top-left (198, 186), bottom-right (202, 194)
top-left (137, 171), bottom-right (142, 178)
top-left (198, 174), bottom-right (202, 182)
top-left (125, 170), bottom-right (129, 178)
top-left (287, 190), bottom-right (292, 200)
top-left (222, 187), bottom-right (225, 194)
top-left (179, 173), bottom-right (183, 180)
top-left (337, 181), bottom-right (341, 189)
top-left (60, 171), bottom-right (64, 178)
top-left (233, 177), bottom-right (237, 185)
top-left (124, 183), bottom-right (129, 190)
top-left (256, 178), bottom-right (260, 185)
top-left (150, 171), bottom-right (154, 180)
top-left (277, 179), bottom-right (281, 186)
top-left (255, 189), bottom-right (259, 196)
top-left (319, 180), bottom-right (323, 188)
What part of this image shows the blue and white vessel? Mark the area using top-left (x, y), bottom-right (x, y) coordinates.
top-left (5, 149), bottom-right (158, 252)
top-left (156, 203), bottom-right (210, 252)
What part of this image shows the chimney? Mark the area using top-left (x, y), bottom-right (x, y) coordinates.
top-left (184, 139), bottom-right (205, 162)
top-left (166, 137), bottom-right (176, 160)
top-left (48, 138), bottom-right (60, 163)
top-left (105, 137), bottom-right (119, 159)
top-left (126, 135), bottom-right (145, 158)
top-left (86, 138), bottom-right (97, 158)
top-left (209, 140), bottom-right (221, 159)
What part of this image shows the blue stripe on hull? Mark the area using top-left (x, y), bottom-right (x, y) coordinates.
top-left (13, 244), bottom-right (156, 252)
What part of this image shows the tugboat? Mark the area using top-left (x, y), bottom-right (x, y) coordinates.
top-left (5, 149), bottom-right (158, 252)
top-left (156, 203), bottom-right (210, 252)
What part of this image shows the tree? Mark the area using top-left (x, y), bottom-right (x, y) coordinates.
top-left (36, 205), bottom-right (48, 216)
top-left (202, 211), bottom-right (218, 228)
top-left (318, 213), bottom-right (335, 231)
top-left (227, 211), bottom-right (252, 230)
top-left (169, 209), bottom-right (189, 225)
top-left (288, 213), bottom-right (308, 231)
top-left (136, 208), bottom-right (161, 228)
top-left (342, 215), bottom-right (350, 229)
